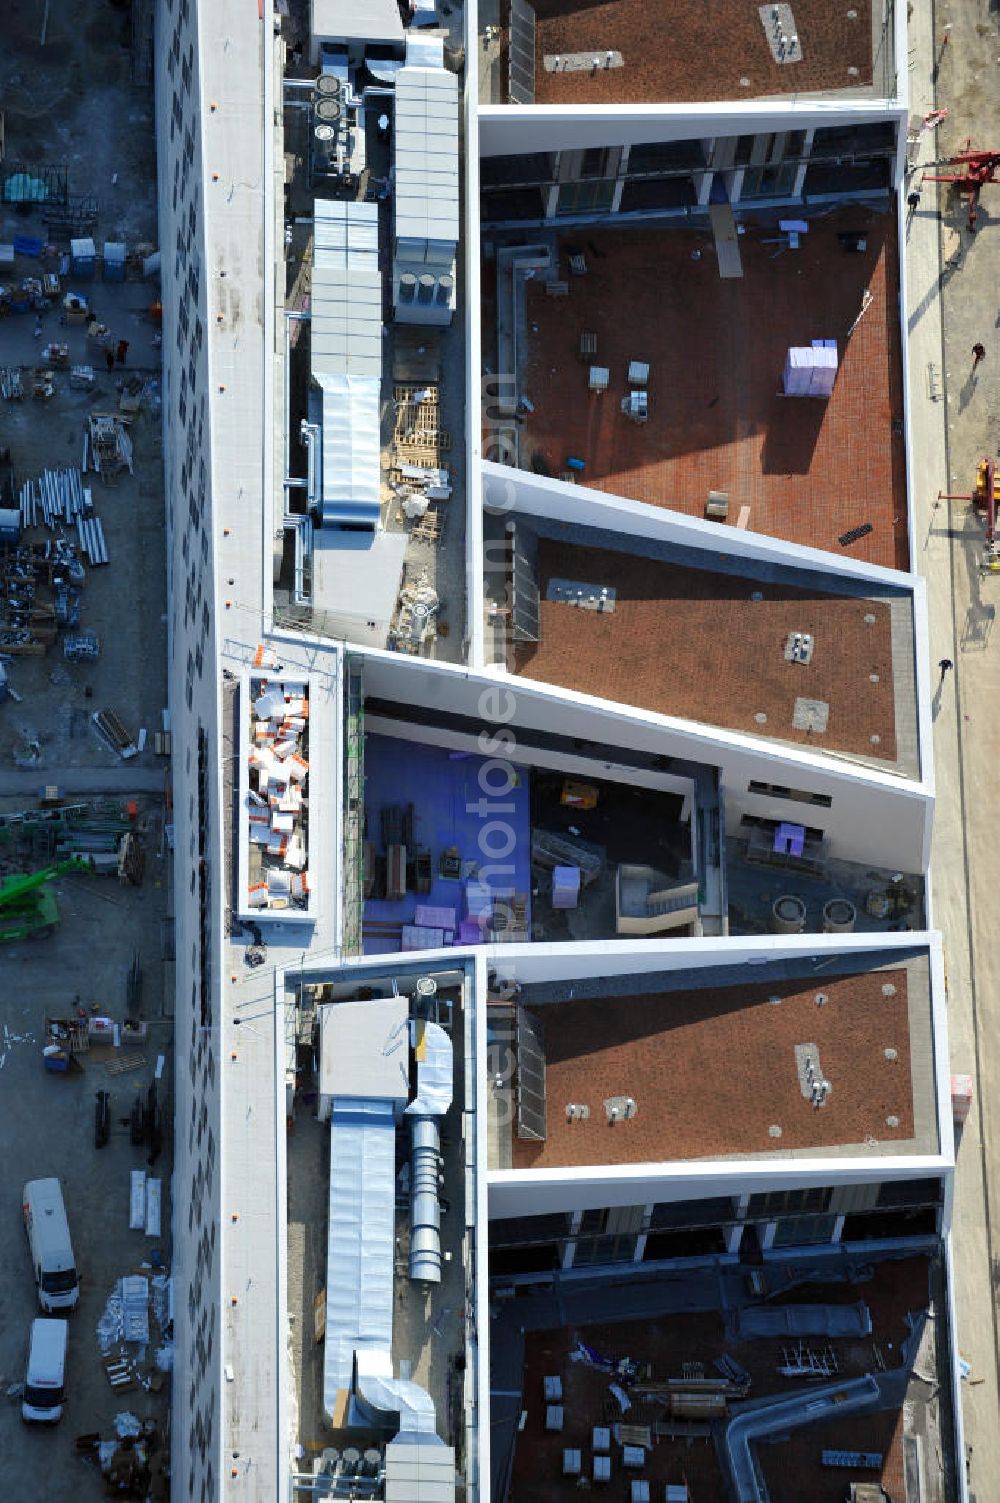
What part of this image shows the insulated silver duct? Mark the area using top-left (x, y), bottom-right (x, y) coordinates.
top-left (409, 1116), bottom-right (442, 1283)
top-left (405, 1021), bottom-right (453, 1285)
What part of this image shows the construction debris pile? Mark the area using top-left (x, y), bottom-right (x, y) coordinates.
top-left (391, 567), bottom-right (441, 652)
top-left (246, 657), bottom-right (311, 913)
top-left (0, 458), bottom-right (116, 666)
top-left (390, 383), bottom-right (453, 549)
top-left (0, 538), bottom-right (86, 658)
top-left (85, 412), bottom-right (134, 478)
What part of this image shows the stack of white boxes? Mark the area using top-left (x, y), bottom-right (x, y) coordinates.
top-left (782, 340), bottom-right (838, 397)
top-left (247, 676), bottom-right (310, 910)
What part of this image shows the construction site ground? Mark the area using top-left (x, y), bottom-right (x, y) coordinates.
top-left (907, 1), bottom-right (1000, 1499)
top-left (0, 805), bottom-right (173, 1498)
top-left (0, 4), bottom-right (172, 1496)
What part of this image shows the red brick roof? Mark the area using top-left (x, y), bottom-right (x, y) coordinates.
top-left (514, 537), bottom-right (899, 762)
top-left (512, 969), bottom-right (914, 1168)
top-left (525, 0), bottom-right (875, 105)
top-left (520, 210), bottom-right (907, 572)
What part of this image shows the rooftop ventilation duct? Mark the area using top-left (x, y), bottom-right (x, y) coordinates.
top-left (405, 1022), bottom-right (453, 1283)
top-left (319, 1001), bottom-right (455, 1500)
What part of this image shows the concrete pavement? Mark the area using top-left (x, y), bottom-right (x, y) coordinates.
top-left (0, 766), bottom-right (168, 800)
top-left (906, 0), bottom-right (1000, 1495)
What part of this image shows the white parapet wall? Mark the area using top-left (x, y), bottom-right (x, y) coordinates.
top-left (478, 98), bottom-right (909, 159)
top-left (481, 932), bottom-right (953, 1219)
top-left (359, 612), bottom-right (933, 875)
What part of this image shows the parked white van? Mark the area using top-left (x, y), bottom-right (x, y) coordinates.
top-left (21, 1318), bottom-right (68, 1423)
top-left (22, 1178), bottom-right (79, 1312)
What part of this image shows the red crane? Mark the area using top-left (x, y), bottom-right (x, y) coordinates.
top-left (923, 142), bottom-right (1000, 231)
top-left (938, 458), bottom-right (1000, 571)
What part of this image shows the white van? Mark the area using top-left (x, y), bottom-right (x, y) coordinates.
top-left (21, 1318), bottom-right (68, 1423)
top-left (22, 1178), bottom-right (79, 1312)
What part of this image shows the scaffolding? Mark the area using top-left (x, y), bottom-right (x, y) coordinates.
top-left (341, 656), bottom-right (365, 956)
top-left (1, 161), bottom-right (68, 206)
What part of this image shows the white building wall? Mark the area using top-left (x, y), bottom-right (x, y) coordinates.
top-left (478, 100), bottom-right (908, 158)
top-left (359, 644), bottom-right (933, 873)
top-left (154, 1), bottom-right (224, 1498)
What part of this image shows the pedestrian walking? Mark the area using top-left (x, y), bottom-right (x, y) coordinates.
top-left (116, 338), bottom-right (129, 366)
top-left (33, 316), bottom-right (42, 338)
top-left (104, 349), bottom-right (115, 373)
top-left (972, 342), bottom-right (987, 368)
top-left (938, 657), bottom-right (954, 682)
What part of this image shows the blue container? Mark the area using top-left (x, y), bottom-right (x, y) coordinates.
top-left (102, 242), bottom-right (126, 283)
top-left (70, 237), bottom-right (96, 281)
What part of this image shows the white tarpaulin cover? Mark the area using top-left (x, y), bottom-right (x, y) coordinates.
top-left (405, 1021), bottom-right (453, 1118)
top-left (355, 1346), bottom-right (439, 1432)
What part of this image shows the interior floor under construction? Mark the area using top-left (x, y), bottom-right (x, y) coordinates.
top-left (490, 1248), bottom-right (953, 1503)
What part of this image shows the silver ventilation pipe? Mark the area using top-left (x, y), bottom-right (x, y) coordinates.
top-left (409, 1116), bottom-right (442, 1283)
top-left (299, 419), bottom-right (321, 510)
top-left (405, 1020), bottom-right (453, 1285)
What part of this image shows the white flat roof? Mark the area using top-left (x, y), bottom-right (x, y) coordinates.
top-left (312, 528), bottom-right (407, 634)
top-left (312, 0), bottom-right (404, 46)
top-left (319, 996), bottom-right (410, 1101)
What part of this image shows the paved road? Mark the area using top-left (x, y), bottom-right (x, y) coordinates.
top-left (0, 765), bottom-right (168, 799)
top-left (907, 2), bottom-right (1000, 1496)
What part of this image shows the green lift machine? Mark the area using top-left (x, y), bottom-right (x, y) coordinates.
top-left (0, 859), bottom-right (92, 943)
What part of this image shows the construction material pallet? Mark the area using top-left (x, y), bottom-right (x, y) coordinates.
top-left (392, 444), bottom-right (441, 466)
top-left (395, 429), bottom-right (452, 452)
top-left (395, 392), bottom-right (439, 415)
top-left (45, 1017), bottom-right (89, 1053)
top-left (106, 1051), bottom-right (147, 1076)
top-left (394, 383), bottom-right (439, 406)
top-left (410, 508), bottom-right (442, 544)
top-left (388, 462), bottom-right (438, 482)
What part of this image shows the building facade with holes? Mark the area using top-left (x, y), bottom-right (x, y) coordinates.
top-left (154, 1), bottom-right (223, 1498)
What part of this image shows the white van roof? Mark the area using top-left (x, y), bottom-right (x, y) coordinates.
top-left (29, 1319), bottom-right (68, 1383)
top-left (24, 1178), bottom-right (74, 1273)
top-left (24, 1177), bottom-right (66, 1210)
